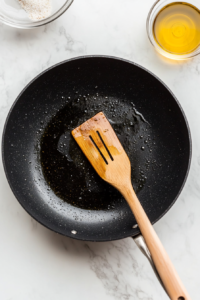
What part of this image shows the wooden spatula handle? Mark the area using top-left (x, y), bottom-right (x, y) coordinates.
top-left (121, 184), bottom-right (191, 300)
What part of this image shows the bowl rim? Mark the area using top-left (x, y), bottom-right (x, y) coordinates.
top-left (0, 0), bottom-right (74, 29)
top-left (146, 0), bottom-right (200, 60)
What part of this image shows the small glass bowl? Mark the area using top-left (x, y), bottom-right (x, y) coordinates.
top-left (0, 0), bottom-right (73, 29)
top-left (146, 0), bottom-right (200, 60)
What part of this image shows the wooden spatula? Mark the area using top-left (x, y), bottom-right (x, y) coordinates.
top-left (72, 112), bottom-right (191, 300)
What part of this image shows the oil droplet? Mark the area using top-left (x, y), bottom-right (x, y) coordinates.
top-left (71, 230), bottom-right (77, 234)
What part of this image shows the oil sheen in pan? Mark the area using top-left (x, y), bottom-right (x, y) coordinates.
top-left (40, 92), bottom-right (154, 210)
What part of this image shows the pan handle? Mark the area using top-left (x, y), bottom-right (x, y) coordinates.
top-left (133, 235), bottom-right (168, 296)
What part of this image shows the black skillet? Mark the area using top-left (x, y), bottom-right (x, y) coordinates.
top-left (2, 56), bottom-right (191, 294)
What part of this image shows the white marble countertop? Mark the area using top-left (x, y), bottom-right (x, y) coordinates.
top-left (0, 0), bottom-right (200, 299)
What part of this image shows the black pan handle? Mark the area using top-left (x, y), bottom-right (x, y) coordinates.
top-left (133, 235), bottom-right (168, 297)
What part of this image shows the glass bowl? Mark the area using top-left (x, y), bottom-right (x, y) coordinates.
top-left (0, 0), bottom-right (73, 29)
top-left (146, 0), bottom-right (200, 60)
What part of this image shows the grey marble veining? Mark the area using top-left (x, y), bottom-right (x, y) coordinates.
top-left (0, 0), bottom-right (200, 299)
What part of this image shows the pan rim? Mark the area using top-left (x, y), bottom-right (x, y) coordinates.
top-left (1, 55), bottom-right (192, 242)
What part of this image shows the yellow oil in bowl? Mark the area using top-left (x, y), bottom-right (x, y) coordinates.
top-left (153, 2), bottom-right (200, 55)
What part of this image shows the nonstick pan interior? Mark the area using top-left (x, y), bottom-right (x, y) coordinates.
top-left (2, 56), bottom-right (191, 241)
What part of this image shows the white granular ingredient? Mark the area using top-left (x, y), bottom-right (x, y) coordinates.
top-left (18, 0), bottom-right (52, 20)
